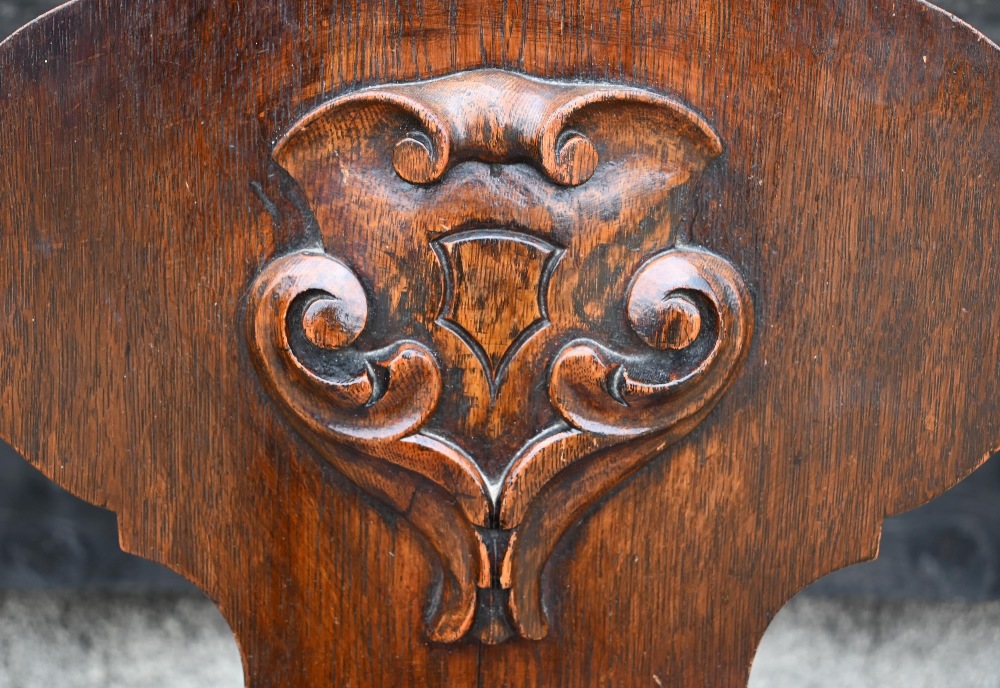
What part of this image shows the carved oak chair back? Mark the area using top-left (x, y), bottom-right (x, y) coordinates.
top-left (0, 0), bottom-right (997, 686)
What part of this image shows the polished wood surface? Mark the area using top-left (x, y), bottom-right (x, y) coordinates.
top-left (249, 68), bottom-right (754, 644)
top-left (0, 0), bottom-right (997, 685)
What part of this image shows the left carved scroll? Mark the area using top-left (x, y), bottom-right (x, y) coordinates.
top-left (245, 253), bottom-right (492, 642)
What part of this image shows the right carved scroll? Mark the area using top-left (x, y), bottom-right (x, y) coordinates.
top-left (499, 247), bottom-right (754, 638)
top-left (246, 69), bottom-right (755, 643)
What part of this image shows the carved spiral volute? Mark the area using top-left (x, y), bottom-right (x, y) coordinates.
top-left (549, 247), bottom-right (753, 437)
top-left (246, 252), bottom-right (443, 445)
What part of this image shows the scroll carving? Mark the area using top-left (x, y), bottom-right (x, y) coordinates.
top-left (245, 69), bottom-right (754, 643)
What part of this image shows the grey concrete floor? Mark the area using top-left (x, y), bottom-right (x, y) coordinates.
top-left (0, 593), bottom-right (242, 688)
top-left (752, 597), bottom-right (1000, 688)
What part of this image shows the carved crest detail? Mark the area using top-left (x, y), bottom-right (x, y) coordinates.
top-left (432, 230), bottom-right (562, 393)
top-left (245, 69), bottom-right (754, 643)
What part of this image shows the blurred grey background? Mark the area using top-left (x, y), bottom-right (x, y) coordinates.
top-left (0, 1), bottom-right (998, 687)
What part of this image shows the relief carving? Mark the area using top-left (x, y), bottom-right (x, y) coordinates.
top-left (245, 69), bottom-right (754, 643)
top-left (432, 229), bottom-right (563, 393)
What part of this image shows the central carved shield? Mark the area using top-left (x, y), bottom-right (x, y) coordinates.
top-left (432, 230), bottom-right (562, 394)
top-left (245, 69), bottom-right (754, 644)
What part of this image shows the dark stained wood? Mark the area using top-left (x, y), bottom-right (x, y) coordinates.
top-left (249, 68), bottom-right (753, 643)
top-left (0, 0), bottom-right (997, 685)
top-left (630, 292), bottom-right (703, 351)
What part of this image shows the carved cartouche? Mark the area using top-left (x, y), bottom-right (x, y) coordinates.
top-left (245, 69), bottom-right (754, 643)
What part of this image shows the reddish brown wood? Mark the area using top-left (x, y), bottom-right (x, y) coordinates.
top-left (301, 296), bottom-right (365, 350)
top-left (630, 293), bottom-right (703, 351)
top-left (248, 68), bottom-right (754, 642)
top-left (0, 0), bottom-right (997, 685)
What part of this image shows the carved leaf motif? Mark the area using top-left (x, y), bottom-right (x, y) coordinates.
top-left (248, 69), bottom-right (753, 643)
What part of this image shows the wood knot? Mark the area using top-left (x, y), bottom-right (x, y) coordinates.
top-left (629, 294), bottom-right (701, 350)
top-left (302, 296), bottom-right (366, 350)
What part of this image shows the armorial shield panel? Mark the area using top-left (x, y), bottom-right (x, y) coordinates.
top-left (432, 229), bottom-right (563, 395)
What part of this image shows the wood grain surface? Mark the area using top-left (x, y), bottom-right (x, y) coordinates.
top-left (0, 0), bottom-right (997, 685)
top-left (246, 68), bottom-right (755, 644)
